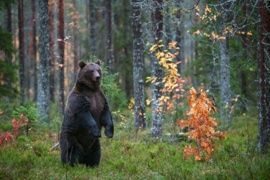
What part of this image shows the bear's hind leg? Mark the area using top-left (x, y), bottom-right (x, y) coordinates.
top-left (61, 145), bottom-right (85, 167)
top-left (84, 139), bottom-right (101, 167)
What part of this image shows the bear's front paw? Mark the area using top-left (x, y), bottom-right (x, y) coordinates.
top-left (105, 125), bottom-right (114, 138)
top-left (89, 125), bottom-right (101, 137)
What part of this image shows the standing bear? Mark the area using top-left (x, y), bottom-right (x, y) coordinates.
top-left (60, 60), bottom-right (114, 167)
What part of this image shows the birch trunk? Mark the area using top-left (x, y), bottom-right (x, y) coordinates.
top-left (151, 0), bottom-right (163, 138)
top-left (219, 0), bottom-right (231, 119)
top-left (132, 0), bottom-right (146, 130)
top-left (257, 0), bottom-right (270, 152)
top-left (37, 0), bottom-right (50, 123)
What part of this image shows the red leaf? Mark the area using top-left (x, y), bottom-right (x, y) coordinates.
top-left (18, 120), bottom-right (22, 126)
top-left (12, 119), bottom-right (17, 126)
top-left (20, 113), bottom-right (25, 119)
top-left (25, 119), bottom-right (29, 126)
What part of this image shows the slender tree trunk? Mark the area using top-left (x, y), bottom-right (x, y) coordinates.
top-left (165, 2), bottom-right (170, 47)
top-left (257, 0), bottom-right (270, 152)
top-left (58, 0), bottom-right (65, 115)
top-left (32, 0), bottom-right (38, 102)
top-left (18, 0), bottom-right (25, 104)
top-left (219, 0), bottom-right (231, 119)
top-left (5, 6), bottom-right (12, 101)
top-left (37, 0), bottom-right (50, 123)
top-left (194, 7), bottom-right (199, 88)
top-left (73, 0), bottom-right (78, 81)
top-left (105, 0), bottom-right (112, 74)
top-left (191, 39), bottom-right (195, 85)
top-left (175, 2), bottom-right (183, 104)
top-left (151, 0), bottom-right (163, 138)
top-left (85, 0), bottom-right (89, 33)
top-left (49, 0), bottom-right (55, 103)
top-left (132, 0), bottom-right (146, 130)
top-left (240, 0), bottom-right (247, 112)
top-left (89, 0), bottom-right (96, 60)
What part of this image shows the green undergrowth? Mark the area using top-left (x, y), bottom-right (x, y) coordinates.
top-left (0, 113), bottom-right (269, 179)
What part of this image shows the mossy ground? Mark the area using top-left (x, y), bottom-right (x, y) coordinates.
top-left (0, 111), bottom-right (269, 180)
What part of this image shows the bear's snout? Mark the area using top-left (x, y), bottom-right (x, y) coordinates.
top-left (93, 70), bottom-right (100, 82)
top-left (96, 75), bottom-right (100, 82)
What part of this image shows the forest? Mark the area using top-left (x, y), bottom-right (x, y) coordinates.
top-left (0, 0), bottom-right (269, 179)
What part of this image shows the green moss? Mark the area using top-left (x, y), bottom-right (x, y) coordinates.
top-left (0, 110), bottom-right (269, 179)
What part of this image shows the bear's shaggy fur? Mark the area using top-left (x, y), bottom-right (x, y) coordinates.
top-left (60, 60), bottom-right (114, 167)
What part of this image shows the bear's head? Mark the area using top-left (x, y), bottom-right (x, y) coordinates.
top-left (76, 60), bottom-right (103, 91)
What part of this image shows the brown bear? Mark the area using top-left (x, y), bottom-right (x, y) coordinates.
top-left (60, 60), bottom-right (114, 167)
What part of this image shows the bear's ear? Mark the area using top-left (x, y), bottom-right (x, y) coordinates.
top-left (95, 59), bottom-right (101, 66)
top-left (79, 60), bottom-right (86, 68)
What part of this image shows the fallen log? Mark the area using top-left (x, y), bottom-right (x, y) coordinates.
top-left (50, 142), bottom-right (59, 151)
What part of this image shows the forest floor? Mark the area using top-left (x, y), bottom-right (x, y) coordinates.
top-left (0, 110), bottom-right (269, 180)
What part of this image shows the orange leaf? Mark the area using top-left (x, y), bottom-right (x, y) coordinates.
top-left (195, 156), bottom-right (201, 161)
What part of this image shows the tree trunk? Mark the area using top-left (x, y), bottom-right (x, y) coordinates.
top-left (89, 0), bottom-right (96, 60)
top-left (18, 0), bottom-right (25, 104)
top-left (37, 0), bottom-right (50, 123)
top-left (257, 0), bottom-right (270, 153)
top-left (151, 0), bottom-right (163, 138)
top-left (58, 0), bottom-right (65, 115)
top-left (105, 0), bottom-right (112, 74)
top-left (132, 0), bottom-right (146, 130)
top-left (73, 0), bottom-right (78, 81)
top-left (240, 0), bottom-right (247, 112)
top-left (85, 0), bottom-right (89, 33)
top-left (175, 2), bottom-right (183, 104)
top-left (194, 7), bottom-right (199, 88)
top-left (49, 0), bottom-right (55, 103)
top-left (4, 6), bottom-right (12, 101)
top-left (219, 0), bottom-right (231, 119)
top-left (32, 0), bottom-right (38, 102)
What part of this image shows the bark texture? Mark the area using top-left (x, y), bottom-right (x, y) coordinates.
top-left (175, 1), bottom-right (184, 104)
top-left (219, 0), bottom-right (231, 119)
top-left (58, 0), bottom-right (65, 115)
top-left (240, 0), bottom-right (247, 112)
top-left (105, 0), bottom-right (112, 74)
top-left (194, 7), bottom-right (199, 88)
top-left (89, 0), bottom-right (96, 59)
top-left (32, 0), bottom-right (38, 102)
top-left (73, 0), bottom-right (78, 81)
top-left (4, 6), bottom-right (12, 101)
top-left (257, 0), bottom-right (270, 152)
top-left (151, 0), bottom-right (163, 138)
top-left (49, 0), bottom-right (55, 102)
top-left (132, 0), bottom-right (146, 130)
top-left (37, 0), bottom-right (50, 123)
top-left (18, 0), bottom-right (25, 104)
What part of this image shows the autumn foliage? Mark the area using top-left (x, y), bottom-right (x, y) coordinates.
top-left (0, 113), bottom-right (28, 150)
top-left (146, 41), bottom-right (185, 113)
top-left (178, 88), bottom-right (226, 161)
